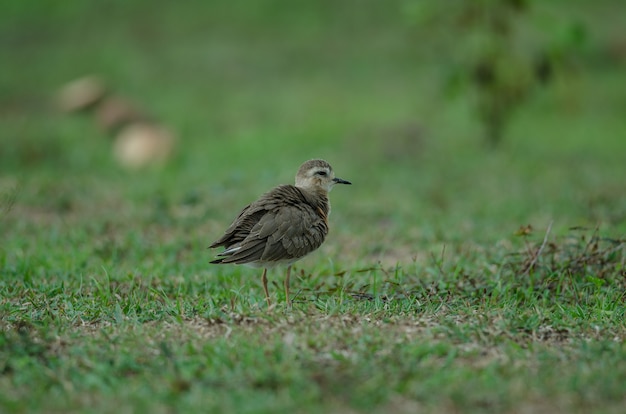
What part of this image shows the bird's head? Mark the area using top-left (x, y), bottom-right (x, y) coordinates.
top-left (295, 159), bottom-right (351, 193)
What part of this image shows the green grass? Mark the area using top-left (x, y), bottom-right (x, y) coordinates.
top-left (1, 1), bottom-right (626, 413)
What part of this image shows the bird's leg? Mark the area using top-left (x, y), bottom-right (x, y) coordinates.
top-left (261, 268), bottom-right (271, 307)
top-left (284, 265), bottom-right (292, 308)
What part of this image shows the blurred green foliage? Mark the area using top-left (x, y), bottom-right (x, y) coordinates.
top-left (402, 0), bottom-right (591, 145)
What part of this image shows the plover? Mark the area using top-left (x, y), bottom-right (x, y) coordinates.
top-left (210, 159), bottom-right (351, 307)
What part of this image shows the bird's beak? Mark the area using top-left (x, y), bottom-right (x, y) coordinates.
top-left (333, 177), bottom-right (352, 185)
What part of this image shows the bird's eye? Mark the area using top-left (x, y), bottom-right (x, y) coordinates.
top-left (315, 170), bottom-right (328, 176)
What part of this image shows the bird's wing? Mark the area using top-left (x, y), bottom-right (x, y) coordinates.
top-left (258, 202), bottom-right (328, 261)
top-left (213, 187), bottom-right (328, 264)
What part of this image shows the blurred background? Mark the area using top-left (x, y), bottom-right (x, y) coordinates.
top-left (1, 0), bottom-right (625, 269)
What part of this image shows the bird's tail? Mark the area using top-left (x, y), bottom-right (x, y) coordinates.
top-left (210, 245), bottom-right (242, 264)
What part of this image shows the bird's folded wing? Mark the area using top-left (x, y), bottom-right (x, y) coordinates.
top-left (259, 204), bottom-right (327, 261)
top-left (219, 203), bottom-right (327, 264)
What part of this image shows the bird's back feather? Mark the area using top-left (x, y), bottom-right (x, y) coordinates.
top-left (210, 185), bottom-right (329, 265)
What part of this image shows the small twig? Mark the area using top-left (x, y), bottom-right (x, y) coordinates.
top-left (524, 220), bottom-right (553, 275)
top-left (428, 244), bottom-right (447, 277)
top-left (1, 185), bottom-right (18, 216)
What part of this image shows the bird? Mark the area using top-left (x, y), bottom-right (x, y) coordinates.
top-left (209, 159), bottom-right (351, 307)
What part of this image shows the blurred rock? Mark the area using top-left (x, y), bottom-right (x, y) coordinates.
top-left (113, 122), bottom-right (175, 169)
top-left (57, 75), bottom-right (107, 112)
top-left (58, 75), bottom-right (178, 169)
top-left (95, 95), bottom-right (146, 133)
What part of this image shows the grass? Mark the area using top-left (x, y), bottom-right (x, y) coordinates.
top-left (1, 0), bottom-right (626, 413)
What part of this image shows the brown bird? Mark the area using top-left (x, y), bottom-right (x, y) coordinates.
top-left (209, 159), bottom-right (351, 307)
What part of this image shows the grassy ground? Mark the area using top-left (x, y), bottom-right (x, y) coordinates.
top-left (1, 1), bottom-right (625, 413)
